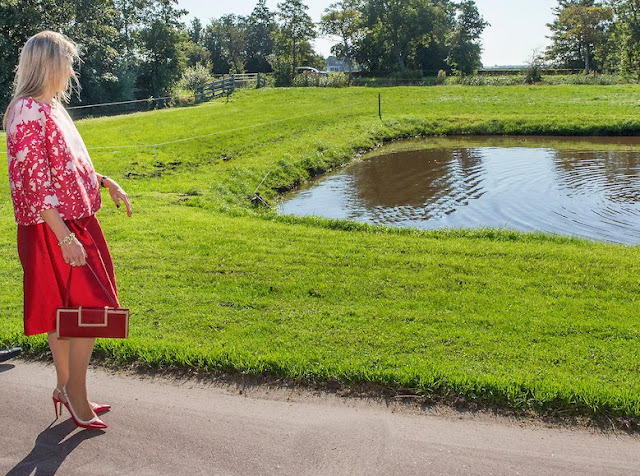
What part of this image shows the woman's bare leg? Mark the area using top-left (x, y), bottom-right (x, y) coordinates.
top-left (48, 331), bottom-right (70, 391)
top-left (65, 337), bottom-right (97, 422)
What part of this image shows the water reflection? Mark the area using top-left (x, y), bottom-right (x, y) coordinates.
top-left (552, 150), bottom-right (640, 203)
top-left (278, 137), bottom-right (640, 245)
top-left (349, 148), bottom-right (485, 218)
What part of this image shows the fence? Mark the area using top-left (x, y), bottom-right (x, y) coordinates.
top-left (231, 73), bottom-right (268, 88)
top-left (195, 73), bottom-right (269, 104)
top-left (194, 77), bottom-right (236, 104)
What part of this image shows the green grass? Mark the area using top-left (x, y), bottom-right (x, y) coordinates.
top-left (1, 86), bottom-right (640, 421)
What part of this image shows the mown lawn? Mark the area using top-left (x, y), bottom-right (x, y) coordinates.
top-left (1, 86), bottom-right (639, 419)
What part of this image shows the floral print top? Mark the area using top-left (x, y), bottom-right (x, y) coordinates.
top-left (6, 97), bottom-right (101, 226)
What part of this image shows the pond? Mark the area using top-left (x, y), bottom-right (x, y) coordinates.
top-left (277, 136), bottom-right (640, 245)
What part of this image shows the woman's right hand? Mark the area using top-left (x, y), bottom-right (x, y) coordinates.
top-left (60, 237), bottom-right (87, 267)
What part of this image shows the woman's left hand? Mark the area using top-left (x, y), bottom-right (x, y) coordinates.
top-left (104, 178), bottom-right (132, 217)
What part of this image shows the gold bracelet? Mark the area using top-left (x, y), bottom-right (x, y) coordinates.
top-left (58, 232), bottom-right (76, 246)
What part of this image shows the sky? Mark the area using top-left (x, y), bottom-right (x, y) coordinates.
top-left (178, 0), bottom-right (559, 67)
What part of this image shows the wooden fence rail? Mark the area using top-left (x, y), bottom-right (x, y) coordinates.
top-left (194, 77), bottom-right (236, 104)
top-left (195, 73), bottom-right (268, 104)
top-left (231, 73), bottom-right (268, 88)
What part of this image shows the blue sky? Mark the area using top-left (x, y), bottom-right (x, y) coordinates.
top-left (178, 0), bottom-right (558, 66)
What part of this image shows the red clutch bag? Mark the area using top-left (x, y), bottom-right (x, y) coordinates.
top-left (56, 263), bottom-right (129, 339)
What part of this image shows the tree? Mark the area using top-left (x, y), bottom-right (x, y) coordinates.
top-left (0, 0), bottom-right (76, 111)
top-left (203, 21), bottom-right (231, 74)
top-left (149, 0), bottom-right (187, 27)
top-left (137, 0), bottom-right (187, 97)
top-left (184, 19), bottom-right (210, 69)
top-left (188, 18), bottom-right (204, 44)
top-left (320, 0), bottom-right (364, 75)
top-left (113, 0), bottom-right (155, 59)
top-left (219, 14), bottom-right (247, 74)
top-left (65, 0), bottom-right (123, 104)
top-left (546, 0), bottom-right (613, 74)
top-left (611, 0), bottom-right (640, 77)
top-left (182, 40), bottom-right (211, 68)
top-left (446, 0), bottom-right (489, 75)
top-left (277, 0), bottom-right (316, 71)
top-left (246, 0), bottom-right (277, 73)
top-left (358, 0), bottom-right (451, 73)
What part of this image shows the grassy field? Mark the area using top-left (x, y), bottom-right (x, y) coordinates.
top-left (1, 86), bottom-right (640, 421)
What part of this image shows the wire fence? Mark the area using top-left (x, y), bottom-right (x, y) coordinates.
top-left (0, 94), bottom-right (187, 123)
top-left (0, 95), bottom-right (379, 195)
top-left (0, 93), bottom-right (386, 209)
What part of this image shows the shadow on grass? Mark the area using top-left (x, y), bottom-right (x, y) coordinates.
top-left (6, 419), bottom-right (105, 475)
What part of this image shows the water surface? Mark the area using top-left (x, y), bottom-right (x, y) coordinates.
top-left (278, 137), bottom-right (640, 245)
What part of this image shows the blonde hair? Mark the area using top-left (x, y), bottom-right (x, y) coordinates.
top-left (3, 30), bottom-right (80, 129)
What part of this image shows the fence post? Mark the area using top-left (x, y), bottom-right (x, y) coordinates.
top-left (257, 72), bottom-right (261, 89)
top-left (378, 93), bottom-right (381, 120)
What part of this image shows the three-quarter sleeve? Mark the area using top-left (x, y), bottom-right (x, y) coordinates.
top-left (8, 98), bottom-right (100, 225)
top-left (10, 102), bottom-right (60, 217)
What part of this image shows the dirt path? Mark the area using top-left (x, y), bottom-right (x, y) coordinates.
top-left (1, 360), bottom-right (639, 475)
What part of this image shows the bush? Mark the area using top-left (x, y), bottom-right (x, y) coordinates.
top-left (545, 74), bottom-right (633, 85)
top-left (267, 54), bottom-right (294, 87)
top-left (350, 76), bottom-right (438, 87)
top-left (524, 66), bottom-right (543, 85)
top-left (292, 73), bottom-right (349, 88)
top-left (445, 75), bottom-right (524, 86)
top-left (178, 64), bottom-right (214, 93)
top-left (523, 52), bottom-right (545, 85)
top-left (436, 70), bottom-right (447, 85)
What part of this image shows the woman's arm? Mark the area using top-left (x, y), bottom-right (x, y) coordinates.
top-left (39, 208), bottom-right (87, 266)
top-left (96, 173), bottom-right (132, 217)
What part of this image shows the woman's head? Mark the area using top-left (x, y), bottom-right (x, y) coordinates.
top-left (3, 31), bottom-right (79, 129)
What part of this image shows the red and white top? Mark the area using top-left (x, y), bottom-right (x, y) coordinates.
top-left (6, 97), bottom-right (101, 226)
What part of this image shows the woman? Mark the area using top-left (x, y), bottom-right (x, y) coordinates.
top-left (3, 31), bottom-right (132, 430)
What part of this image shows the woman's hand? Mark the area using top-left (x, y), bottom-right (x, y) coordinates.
top-left (39, 208), bottom-right (88, 267)
top-left (61, 237), bottom-right (87, 267)
top-left (104, 177), bottom-right (132, 217)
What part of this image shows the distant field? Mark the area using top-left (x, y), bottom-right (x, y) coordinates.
top-left (1, 86), bottom-right (639, 421)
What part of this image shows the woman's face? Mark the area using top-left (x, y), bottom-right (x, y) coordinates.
top-left (55, 56), bottom-right (75, 93)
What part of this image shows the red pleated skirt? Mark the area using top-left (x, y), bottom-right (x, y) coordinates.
top-left (17, 214), bottom-right (120, 336)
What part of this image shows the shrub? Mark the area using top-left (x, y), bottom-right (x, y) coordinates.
top-left (179, 64), bottom-right (214, 93)
top-left (523, 52), bottom-right (545, 85)
top-left (292, 73), bottom-right (349, 88)
top-left (546, 74), bottom-right (633, 85)
top-left (267, 54), bottom-right (294, 87)
top-left (445, 75), bottom-right (524, 86)
top-left (436, 70), bottom-right (447, 85)
top-left (524, 66), bottom-right (543, 85)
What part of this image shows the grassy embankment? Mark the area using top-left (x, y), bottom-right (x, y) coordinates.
top-left (1, 86), bottom-right (639, 421)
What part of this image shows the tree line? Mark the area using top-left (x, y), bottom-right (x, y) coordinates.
top-left (1, 0), bottom-right (189, 111)
top-left (0, 0), bottom-right (489, 111)
top-left (546, 0), bottom-right (640, 76)
top-left (8, 0), bottom-right (635, 115)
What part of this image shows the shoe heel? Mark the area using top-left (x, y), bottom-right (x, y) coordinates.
top-left (61, 385), bottom-right (108, 430)
top-left (53, 397), bottom-right (60, 419)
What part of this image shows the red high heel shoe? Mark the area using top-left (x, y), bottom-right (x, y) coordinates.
top-left (60, 386), bottom-right (108, 430)
top-left (53, 388), bottom-right (111, 419)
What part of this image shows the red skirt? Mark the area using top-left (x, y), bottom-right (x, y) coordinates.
top-left (17, 215), bottom-right (120, 336)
